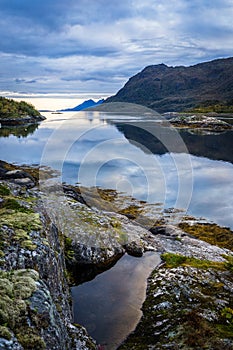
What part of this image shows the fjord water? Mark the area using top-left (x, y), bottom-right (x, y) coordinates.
top-left (0, 111), bottom-right (233, 228)
top-left (1, 110), bottom-right (233, 348)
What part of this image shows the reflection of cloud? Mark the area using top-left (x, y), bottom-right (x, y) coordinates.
top-left (0, 0), bottom-right (233, 92)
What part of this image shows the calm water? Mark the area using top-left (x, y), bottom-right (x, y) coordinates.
top-left (72, 252), bottom-right (160, 349)
top-left (0, 111), bottom-right (233, 228)
top-left (1, 110), bottom-right (233, 348)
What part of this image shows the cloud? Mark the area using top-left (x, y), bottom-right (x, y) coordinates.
top-left (0, 0), bottom-right (233, 93)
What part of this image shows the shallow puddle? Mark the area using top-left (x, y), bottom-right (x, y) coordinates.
top-left (71, 251), bottom-right (160, 350)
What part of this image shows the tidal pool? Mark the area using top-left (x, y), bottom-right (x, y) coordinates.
top-left (72, 252), bottom-right (160, 349)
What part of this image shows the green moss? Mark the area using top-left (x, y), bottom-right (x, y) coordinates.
top-left (221, 307), bottom-right (233, 323)
top-left (0, 211), bottom-right (41, 250)
top-left (16, 328), bottom-right (46, 350)
top-left (224, 255), bottom-right (233, 272)
top-left (0, 278), bottom-right (13, 297)
top-left (0, 184), bottom-right (10, 196)
top-left (0, 269), bottom-right (39, 331)
top-left (179, 222), bottom-right (233, 250)
top-left (0, 325), bottom-right (12, 340)
top-left (1, 198), bottom-right (32, 213)
top-left (20, 240), bottom-right (37, 250)
top-left (0, 211), bottom-right (41, 231)
top-left (216, 324), bottom-right (233, 339)
top-left (0, 268), bottom-right (42, 346)
top-left (161, 253), bottom-right (225, 270)
top-left (64, 236), bottom-right (75, 264)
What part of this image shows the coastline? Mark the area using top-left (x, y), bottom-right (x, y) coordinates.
top-left (0, 160), bottom-right (232, 349)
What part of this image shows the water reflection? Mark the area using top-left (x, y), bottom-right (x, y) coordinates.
top-left (114, 122), bottom-right (233, 164)
top-left (0, 111), bottom-right (232, 228)
top-left (72, 252), bottom-right (160, 350)
top-left (0, 123), bottom-right (39, 138)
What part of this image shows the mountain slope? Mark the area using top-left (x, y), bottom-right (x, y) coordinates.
top-left (106, 57), bottom-right (233, 112)
top-left (61, 99), bottom-right (104, 111)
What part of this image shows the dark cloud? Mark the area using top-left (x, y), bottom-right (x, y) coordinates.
top-left (0, 0), bottom-right (232, 93)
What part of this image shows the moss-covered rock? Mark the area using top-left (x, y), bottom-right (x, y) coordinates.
top-left (0, 175), bottom-right (97, 350)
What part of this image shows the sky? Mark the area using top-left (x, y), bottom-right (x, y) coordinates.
top-left (0, 0), bottom-right (233, 96)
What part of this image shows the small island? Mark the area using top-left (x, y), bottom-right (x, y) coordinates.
top-left (0, 97), bottom-right (45, 126)
top-left (170, 114), bottom-right (232, 131)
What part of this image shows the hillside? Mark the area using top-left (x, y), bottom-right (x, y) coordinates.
top-left (0, 97), bottom-right (44, 125)
top-left (106, 57), bottom-right (233, 113)
top-left (60, 99), bottom-right (104, 111)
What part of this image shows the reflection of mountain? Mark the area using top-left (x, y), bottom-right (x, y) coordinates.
top-left (0, 123), bottom-right (39, 138)
top-left (114, 122), bottom-right (233, 164)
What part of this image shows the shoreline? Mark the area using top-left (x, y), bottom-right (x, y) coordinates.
top-left (0, 160), bottom-right (232, 349)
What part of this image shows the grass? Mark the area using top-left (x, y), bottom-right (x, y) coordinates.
top-left (161, 252), bottom-right (226, 270)
top-left (179, 222), bottom-right (233, 251)
top-left (118, 205), bottom-right (143, 219)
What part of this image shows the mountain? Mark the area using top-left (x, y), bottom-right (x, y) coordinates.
top-left (105, 57), bottom-right (233, 112)
top-left (61, 99), bottom-right (104, 111)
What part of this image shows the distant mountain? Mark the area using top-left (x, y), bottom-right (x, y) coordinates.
top-left (105, 57), bottom-right (233, 112)
top-left (60, 99), bottom-right (104, 112)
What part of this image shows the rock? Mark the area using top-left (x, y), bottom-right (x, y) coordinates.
top-left (0, 168), bottom-right (36, 188)
top-left (118, 223), bottom-right (233, 349)
top-left (149, 225), bottom-right (184, 237)
top-left (118, 265), bottom-right (233, 349)
top-left (0, 115), bottom-right (46, 126)
top-left (0, 180), bottom-right (97, 350)
top-left (170, 114), bottom-right (232, 131)
top-left (123, 241), bottom-right (144, 257)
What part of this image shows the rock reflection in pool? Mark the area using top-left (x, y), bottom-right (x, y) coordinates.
top-left (72, 252), bottom-right (160, 350)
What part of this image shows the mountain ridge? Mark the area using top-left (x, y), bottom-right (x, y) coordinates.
top-left (60, 98), bottom-right (104, 111)
top-left (105, 57), bottom-right (233, 112)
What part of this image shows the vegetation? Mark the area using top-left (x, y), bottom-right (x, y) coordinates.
top-left (161, 252), bottom-right (226, 270)
top-left (0, 97), bottom-right (41, 119)
top-left (0, 269), bottom-right (46, 349)
top-left (0, 181), bottom-right (41, 254)
top-left (179, 222), bottom-right (233, 251)
top-left (188, 101), bottom-right (233, 113)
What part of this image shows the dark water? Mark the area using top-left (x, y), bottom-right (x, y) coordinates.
top-left (0, 111), bottom-right (233, 228)
top-left (72, 252), bottom-right (160, 350)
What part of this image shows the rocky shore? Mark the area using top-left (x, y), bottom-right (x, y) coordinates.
top-left (0, 161), bottom-right (232, 349)
top-left (0, 114), bottom-right (46, 126)
top-left (170, 114), bottom-right (232, 131)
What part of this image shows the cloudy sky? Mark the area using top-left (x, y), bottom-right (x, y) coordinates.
top-left (0, 0), bottom-right (233, 95)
